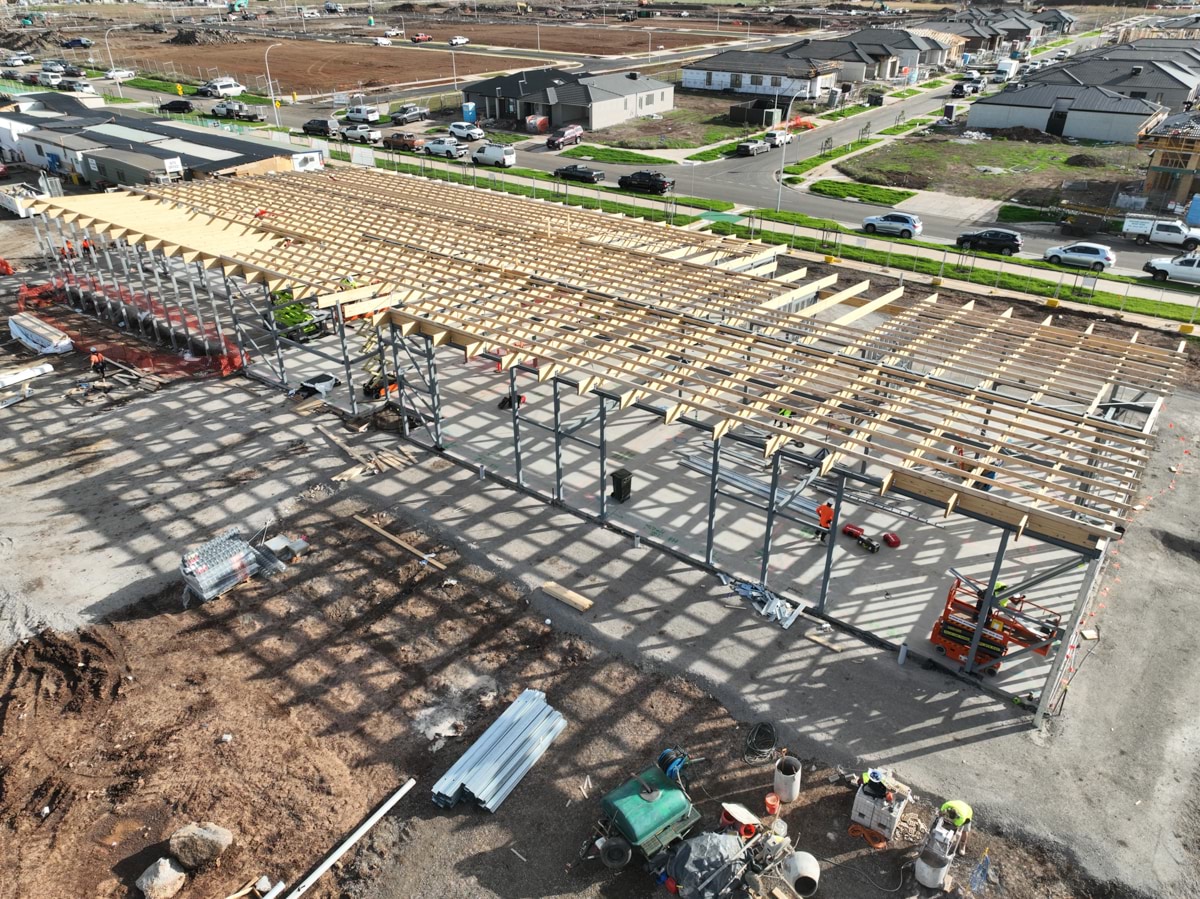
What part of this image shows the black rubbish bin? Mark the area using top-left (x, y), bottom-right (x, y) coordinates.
top-left (611, 468), bottom-right (633, 504)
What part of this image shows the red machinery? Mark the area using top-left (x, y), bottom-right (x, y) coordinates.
top-left (929, 577), bottom-right (1062, 675)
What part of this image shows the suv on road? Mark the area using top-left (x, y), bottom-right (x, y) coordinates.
top-left (159, 99), bottom-right (196, 114)
top-left (546, 124), bottom-right (584, 150)
top-left (764, 130), bottom-right (792, 147)
top-left (302, 117), bottom-right (339, 136)
top-left (448, 121), bottom-right (484, 141)
top-left (197, 77), bottom-right (245, 98)
top-left (737, 139), bottom-right (769, 156)
top-left (955, 228), bottom-right (1022, 255)
top-left (617, 170), bottom-right (674, 194)
top-left (391, 104), bottom-right (429, 124)
top-left (382, 131), bottom-right (425, 151)
top-left (862, 212), bottom-right (923, 239)
top-left (424, 137), bottom-right (467, 158)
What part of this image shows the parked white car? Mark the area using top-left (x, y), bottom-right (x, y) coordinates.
top-left (764, 130), bottom-right (793, 147)
top-left (448, 121), bottom-right (484, 141)
top-left (105, 68), bottom-right (135, 80)
top-left (1043, 242), bottom-right (1115, 271)
top-left (341, 123), bottom-right (382, 143)
top-left (384, 27), bottom-right (405, 37)
top-left (862, 212), bottom-right (923, 239)
top-left (373, 37), bottom-right (392, 46)
top-left (448, 35), bottom-right (469, 46)
top-left (1144, 254), bottom-right (1200, 284)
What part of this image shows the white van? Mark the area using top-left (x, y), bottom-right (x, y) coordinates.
top-left (62, 78), bottom-right (96, 94)
top-left (200, 77), bottom-right (245, 97)
top-left (346, 104), bottom-right (380, 123)
top-left (37, 71), bottom-right (62, 87)
top-left (472, 142), bottom-right (516, 168)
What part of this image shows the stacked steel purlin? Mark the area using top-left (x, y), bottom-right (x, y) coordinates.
top-left (432, 689), bottom-right (566, 813)
top-left (179, 528), bottom-right (283, 605)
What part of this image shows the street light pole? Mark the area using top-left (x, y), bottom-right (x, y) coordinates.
top-left (775, 89), bottom-right (806, 212)
top-left (536, 22), bottom-right (541, 52)
top-left (451, 49), bottom-right (457, 90)
top-left (647, 30), bottom-right (651, 63)
top-left (104, 25), bottom-right (126, 99)
top-left (264, 42), bottom-right (282, 128)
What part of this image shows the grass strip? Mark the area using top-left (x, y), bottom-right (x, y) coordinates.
top-left (808, 180), bottom-right (916, 205)
top-left (559, 145), bottom-right (674, 166)
top-left (997, 204), bottom-right (1061, 223)
top-left (889, 88), bottom-right (922, 98)
top-left (920, 79), bottom-right (948, 89)
top-left (123, 75), bottom-right (273, 105)
top-left (703, 220), bottom-right (1193, 322)
top-left (819, 104), bottom-right (871, 121)
top-left (782, 139), bottom-right (881, 176)
top-left (876, 118), bottom-right (932, 136)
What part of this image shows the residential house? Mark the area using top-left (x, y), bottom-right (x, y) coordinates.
top-left (840, 28), bottom-right (955, 70)
top-left (1025, 57), bottom-right (1200, 112)
top-left (681, 50), bottom-right (840, 100)
top-left (1138, 111), bottom-right (1200, 206)
top-left (914, 20), bottom-right (1006, 55)
top-left (775, 38), bottom-right (899, 82)
top-left (461, 68), bottom-right (674, 130)
top-left (967, 82), bottom-right (1166, 142)
top-left (1032, 9), bottom-right (1077, 35)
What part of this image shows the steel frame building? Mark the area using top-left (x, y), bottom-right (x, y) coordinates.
top-left (30, 169), bottom-right (1183, 724)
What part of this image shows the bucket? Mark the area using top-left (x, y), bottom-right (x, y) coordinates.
top-left (765, 793), bottom-right (780, 816)
top-left (774, 756), bottom-right (802, 803)
top-left (915, 855), bottom-right (952, 889)
top-left (781, 851), bottom-right (821, 897)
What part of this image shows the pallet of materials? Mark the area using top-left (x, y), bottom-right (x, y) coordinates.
top-left (8, 312), bottom-right (73, 355)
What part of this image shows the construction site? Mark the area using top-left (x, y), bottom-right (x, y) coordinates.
top-left (2, 164), bottom-right (1199, 899)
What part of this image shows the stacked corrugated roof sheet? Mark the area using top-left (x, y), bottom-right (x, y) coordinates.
top-left (432, 689), bottom-right (566, 813)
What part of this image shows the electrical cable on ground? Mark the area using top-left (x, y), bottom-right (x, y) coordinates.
top-left (818, 857), bottom-right (912, 893)
top-left (743, 721), bottom-right (778, 765)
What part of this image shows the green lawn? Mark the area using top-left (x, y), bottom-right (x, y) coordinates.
top-left (704, 219), bottom-right (1194, 323)
top-left (877, 118), bottom-right (931, 136)
top-left (123, 75), bottom-right (272, 105)
top-left (889, 88), bottom-right (922, 99)
top-left (920, 79), bottom-right (949, 89)
top-left (819, 104), bottom-right (871, 121)
top-left (783, 139), bottom-right (881, 177)
top-left (997, 204), bottom-right (1062, 223)
top-left (808, 180), bottom-right (916, 205)
top-left (480, 131), bottom-right (527, 145)
top-left (559, 145), bottom-right (674, 166)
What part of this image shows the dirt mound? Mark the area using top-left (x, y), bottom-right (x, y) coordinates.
top-left (0, 628), bottom-right (128, 728)
top-left (1066, 153), bottom-right (1105, 167)
top-left (167, 28), bottom-right (245, 46)
top-left (0, 28), bottom-right (63, 53)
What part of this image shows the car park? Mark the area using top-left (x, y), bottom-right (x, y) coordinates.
top-left (390, 104), bottom-right (429, 124)
top-left (159, 99), bottom-right (196, 114)
top-left (448, 121), bottom-right (484, 141)
top-left (546, 123), bottom-right (584, 149)
top-left (955, 228), bottom-right (1022, 255)
top-left (411, 33), bottom-right (433, 43)
top-left (105, 68), bottom-right (135, 80)
top-left (381, 132), bottom-right (425, 151)
top-left (554, 164), bottom-right (605, 184)
top-left (617, 170), bottom-right (674, 194)
top-left (863, 212), bottom-right (923, 238)
top-left (302, 117), bottom-right (339, 136)
top-left (1042, 242), bottom-right (1115, 271)
top-left (374, 37), bottom-right (392, 46)
top-left (448, 35), bottom-right (469, 46)
top-left (424, 137), bottom-right (467, 158)
top-left (472, 142), bottom-right (515, 167)
top-left (341, 123), bottom-right (382, 143)
top-left (1143, 254), bottom-right (1200, 284)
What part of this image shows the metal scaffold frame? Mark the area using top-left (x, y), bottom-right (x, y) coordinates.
top-left (29, 170), bottom-right (1184, 723)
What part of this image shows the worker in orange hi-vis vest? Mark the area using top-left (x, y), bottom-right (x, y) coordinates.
top-left (816, 501), bottom-right (834, 543)
top-left (89, 347), bottom-right (107, 380)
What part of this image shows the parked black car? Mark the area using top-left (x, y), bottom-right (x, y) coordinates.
top-left (955, 228), bottom-right (1022, 256)
top-left (553, 164), bottom-right (605, 184)
top-left (301, 118), bottom-right (339, 137)
top-left (158, 99), bottom-right (195, 114)
top-left (617, 170), bottom-right (674, 194)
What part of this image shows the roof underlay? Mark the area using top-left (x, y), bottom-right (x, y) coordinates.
top-left (33, 169), bottom-right (1182, 553)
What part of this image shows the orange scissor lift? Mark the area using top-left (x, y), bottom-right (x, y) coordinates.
top-left (929, 576), bottom-right (1063, 676)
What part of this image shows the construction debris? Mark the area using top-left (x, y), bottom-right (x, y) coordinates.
top-left (352, 514), bottom-right (445, 570)
top-left (542, 580), bottom-right (593, 612)
top-left (728, 579), bottom-right (805, 630)
top-left (432, 689), bottom-right (565, 813)
top-left (135, 857), bottom-right (188, 899)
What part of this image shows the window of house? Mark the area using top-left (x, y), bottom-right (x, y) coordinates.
top-left (116, 169), bottom-right (126, 182)
top-left (660, 91), bottom-right (665, 101)
top-left (34, 143), bottom-right (43, 157)
top-left (731, 73), bottom-right (743, 88)
top-left (750, 75), bottom-right (763, 86)
top-left (771, 75), bottom-right (782, 87)
top-left (646, 92), bottom-right (654, 106)
top-left (705, 71), bottom-right (713, 86)
top-left (624, 98), bottom-right (628, 110)
top-left (1129, 91), bottom-right (1147, 99)
top-left (638, 95), bottom-right (643, 107)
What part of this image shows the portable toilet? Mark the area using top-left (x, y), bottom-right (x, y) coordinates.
top-left (461, 101), bottom-right (477, 123)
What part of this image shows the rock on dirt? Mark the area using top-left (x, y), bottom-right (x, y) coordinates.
top-left (135, 857), bottom-right (187, 899)
top-left (167, 28), bottom-right (245, 45)
top-left (169, 821), bottom-right (233, 870)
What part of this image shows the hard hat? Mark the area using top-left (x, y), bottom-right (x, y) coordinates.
top-left (89, 346), bottom-right (97, 352)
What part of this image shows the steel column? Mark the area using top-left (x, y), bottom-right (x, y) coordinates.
top-left (389, 322), bottom-right (409, 435)
top-left (97, 240), bottom-right (128, 328)
top-left (963, 529), bottom-right (1011, 675)
top-left (197, 262), bottom-right (227, 354)
top-left (704, 436), bottom-right (722, 566)
top-left (424, 334), bottom-right (444, 449)
top-left (996, 555), bottom-right (1085, 604)
top-left (144, 249), bottom-right (179, 349)
top-left (759, 450), bottom-right (783, 586)
top-left (222, 274), bottom-right (250, 373)
top-left (183, 266), bottom-right (211, 355)
top-left (1035, 552), bottom-right (1104, 726)
top-left (816, 474), bottom-right (846, 615)
top-left (262, 283), bottom-right (288, 385)
top-left (597, 394), bottom-right (608, 521)
top-left (552, 377), bottom-right (564, 502)
top-left (508, 365), bottom-right (524, 487)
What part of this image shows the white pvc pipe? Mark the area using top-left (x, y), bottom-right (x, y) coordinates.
top-left (283, 778), bottom-right (416, 898)
top-left (262, 884), bottom-right (286, 899)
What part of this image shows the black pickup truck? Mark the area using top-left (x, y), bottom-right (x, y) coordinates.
top-left (617, 170), bottom-right (675, 195)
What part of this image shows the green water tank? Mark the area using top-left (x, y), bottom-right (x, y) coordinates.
top-left (367, 15), bottom-right (374, 25)
top-left (601, 766), bottom-right (696, 855)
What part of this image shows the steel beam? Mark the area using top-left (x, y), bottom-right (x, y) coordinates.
top-left (759, 450), bottom-right (783, 586)
top-left (963, 529), bottom-right (1011, 676)
top-left (1035, 552), bottom-right (1104, 726)
top-left (705, 437), bottom-right (722, 566)
top-left (598, 394), bottom-right (608, 521)
top-left (423, 334), bottom-right (444, 449)
top-left (552, 377), bottom-right (564, 503)
top-left (509, 366), bottom-right (524, 487)
top-left (816, 473), bottom-right (845, 615)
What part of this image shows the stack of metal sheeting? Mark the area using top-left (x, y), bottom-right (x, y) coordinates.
top-left (432, 689), bottom-right (566, 813)
top-left (179, 528), bottom-right (283, 604)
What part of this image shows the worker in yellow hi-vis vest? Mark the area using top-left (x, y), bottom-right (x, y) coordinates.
top-left (939, 800), bottom-right (973, 855)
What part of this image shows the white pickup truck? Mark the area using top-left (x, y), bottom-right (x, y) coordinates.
top-left (1122, 215), bottom-right (1200, 250)
top-left (341, 123), bottom-right (382, 143)
top-left (1143, 254), bottom-right (1200, 284)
